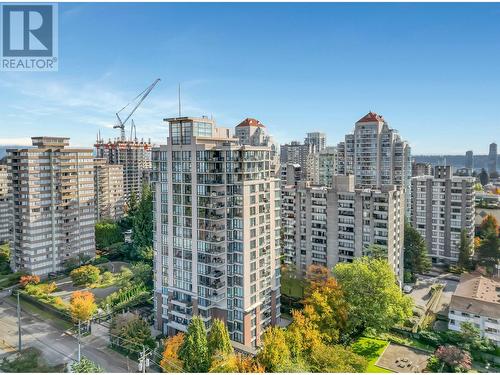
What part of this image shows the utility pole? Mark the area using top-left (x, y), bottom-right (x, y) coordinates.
top-left (17, 291), bottom-right (21, 352)
top-left (138, 345), bottom-right (150, 373)
top-left (77, 320), bottom-right (81, 362)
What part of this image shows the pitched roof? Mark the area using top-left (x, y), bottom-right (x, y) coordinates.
top-left (450, 272), bottom-right (500, 319)
top-left (236, 118), bottom-right (265, 128)
top-left (357, 111), bottom-right (385, 123)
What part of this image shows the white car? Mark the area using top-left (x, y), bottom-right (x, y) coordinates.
top-left (403, 285), bottom-right (414, 294)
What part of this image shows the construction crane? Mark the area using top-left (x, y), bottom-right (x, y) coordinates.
top-left (114, 78), bottom-right (161, 141)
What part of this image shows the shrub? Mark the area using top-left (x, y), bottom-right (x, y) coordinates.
top-left (20, 275), bottom-right (40, 287)
top-left (70, 265), bottom-right (100, 286)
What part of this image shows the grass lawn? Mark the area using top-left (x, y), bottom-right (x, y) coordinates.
top-left (379, 332), bottom-right (435, 352)
top-left (352, 337), bottom-right (393, 373)
top-left (9, 296), bottom-right (72, 331)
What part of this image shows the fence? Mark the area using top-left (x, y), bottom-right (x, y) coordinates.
top-left (18, 291), bottom-right (73, 323)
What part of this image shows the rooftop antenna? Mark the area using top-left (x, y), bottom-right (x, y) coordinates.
top-left (178, 83), bottom-right (182, 117)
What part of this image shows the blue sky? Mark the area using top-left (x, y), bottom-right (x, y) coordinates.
top-left (1, 2), bottom-right (499, 154)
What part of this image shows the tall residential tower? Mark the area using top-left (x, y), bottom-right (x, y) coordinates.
top-left (152, 117), bottom-right (281, 351)
top-left (8, 137), bottom-right (95, 275)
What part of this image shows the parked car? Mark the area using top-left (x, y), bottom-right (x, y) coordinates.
top-left (403, 284), bottom-right (414, 294)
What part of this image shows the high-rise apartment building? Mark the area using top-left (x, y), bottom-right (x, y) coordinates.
top-left (280, 141), bottom-right (314, 179)
top-left (305, 132), bottom-right (326, 152)
top-left (338, 112), bottom-right (411, 217)
top-left (488, 143), bottom-right (497, 175)
top-left (8, 137), bottom-right (95, 275)
top-left (410, 166), bottom-right (475, 265)
top-left (338, 112), bottom-right (411, 189)
top-left (465, 150), bottom-right (473, 170)
top-left (0, 162), bottom-right (11, 244)
top-left (318, 146), bottom-right (338, 187)
top-left (412, 161), bottom-right (433, 177)
top-left (94, 158), bottom-right (125, 221)
top-left (282, 175), bottom-right (405, 284)
top-left (94, 137), bottom-right (152, 202)
top-left (152, 117), bottom-right (281, 351)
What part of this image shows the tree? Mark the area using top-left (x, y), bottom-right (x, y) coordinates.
top-left (305, 264), bottom-right (330, 293)
top-left (130, 262), bottom-right (153, 287)
top-left (0, 242), bottom-right (11, 274)
top-left (70, 265), bottom-right (101, 286)
top-left (160, 333), bottom-right (185, 372)
top-left (207, 319), bottom-right (233, 359)
top-left (334, 257), bottom-right (413, 337)
top-left (70, 357), bottom-right (103, 373)
top-left (479, 214), bottom-right (499, 238)
top-left (457, 229), bottom-right (473, 270)
top-left (477, 230), bottom-right (500, 268)
top-left (473, 182), bottom-right (483, 192)
top-left (308, 343), bottom-right (367, 373)
top-left (20, 274), bottom-right (40, 287)
top-left (429, 345), bottom-right (472, 373)
top-left (285, 308), bottom-right (323, 361)
top-left (364, 244), bottom-right (388, 260)
top-left (95, 220), bottom-right (124, 249)
top-left (478, 168), bottom-right (489, 186)
top-left (256, 327), bottom-right (291, 372)
top-left (179, 316), bottom-right (210, 372)
top-left (69, 291), bottom-right (97, 322)
top-left (131, 184), bottom-right (153, 257)
top-left (301, 278), bottom-right (348, 344)
top-left (404, 221), bottom-right (431, 281)
top-left (110, 313), bottom-right (155, 355)
top-left (209, 352), bottom-right (265, 373)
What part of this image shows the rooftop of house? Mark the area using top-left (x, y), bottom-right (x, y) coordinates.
top-left (450, 272), bottom-right (500, 319)
top-left (236, 118), bottom-right (265, 128)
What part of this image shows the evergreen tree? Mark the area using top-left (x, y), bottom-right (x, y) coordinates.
top-left (457, 229), bottom-right (473, 270)
top-left (132, 184), bottom-right (153, 257)
top-left (404, 221), bottom-right (431, 281)
top-left (179, 316), bottom-right (210, 372)
top-left (207, 319), bottom-right (233, 359)
top-left (478, 231), bottom-right (500, 268)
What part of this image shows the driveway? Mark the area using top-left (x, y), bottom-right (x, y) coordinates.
top-left (413, 274), bottom-right (458, 315)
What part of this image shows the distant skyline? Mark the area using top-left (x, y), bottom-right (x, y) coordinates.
top-left (0, 3), bottom-right (499, 153)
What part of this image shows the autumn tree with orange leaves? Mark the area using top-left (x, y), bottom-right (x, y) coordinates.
top-left (160, 333), bottom-right (185, 372)
top-left (20, 275), bottom-right (40, 287)
top-left (69, 290), bottom-right (97, 322)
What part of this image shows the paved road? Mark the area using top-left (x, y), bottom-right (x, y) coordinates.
top-left (0, 294), bottom-right (134, 372)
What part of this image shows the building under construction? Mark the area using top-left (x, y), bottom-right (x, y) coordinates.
top-left (94, 136), bottom-right (152, 203)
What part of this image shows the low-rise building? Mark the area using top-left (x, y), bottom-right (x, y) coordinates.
top-left (449, 273), bottom-right (500, 346)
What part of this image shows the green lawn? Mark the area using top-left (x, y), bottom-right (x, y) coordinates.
top-left (352, 337), bottom-right (393, 373)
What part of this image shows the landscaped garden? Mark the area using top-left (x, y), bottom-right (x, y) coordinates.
top-left (18, 261), bottom-right (152, 323)
top-left (351, 337), bottom-right (393, 373)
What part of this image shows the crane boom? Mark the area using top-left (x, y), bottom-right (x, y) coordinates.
top-left (114, 78), bottom-right (161, 140)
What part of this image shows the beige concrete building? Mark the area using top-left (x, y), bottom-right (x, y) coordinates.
top-left (152, 117), bottom-right (281, 351)
top-left (94, 137), bottom-right (152, 202)
top-left (449, 273), bottom-right (500, 346)
top-left (282, 175), bottom-right (405, 284)
top-left (7, 137), bottom-right (95, 275)
top-left (94, 158), bottom-right (125, 221)
top-left (0, 162), bottom-right (11, 244)
top-left (410, 166), bottom-right (475, 265)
